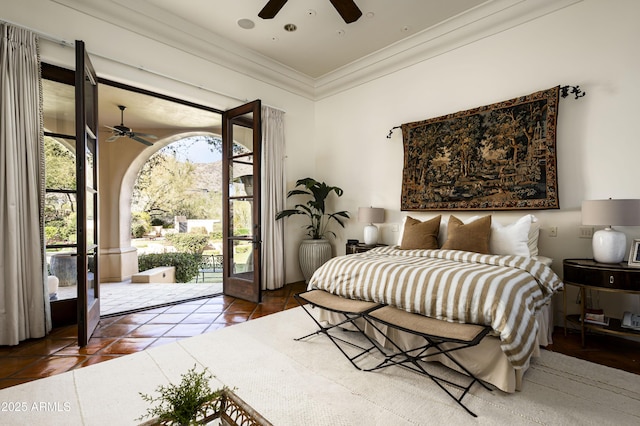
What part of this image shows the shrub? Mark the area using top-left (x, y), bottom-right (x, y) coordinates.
top-left (132, 224), bottom-right (149, 239)
top-left (190, 226), bottom-right (208, 235)
top-left (131, 211), bottom-right (151, 238)
top-left (138, 252), bottom-right (202, 283)
top-left (150, 218), bottom-right (165, 227)
top-left (165, 233), bottom-right (210, 254)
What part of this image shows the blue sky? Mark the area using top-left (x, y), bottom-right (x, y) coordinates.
top-left (169, 136), bottom-right (222, 163)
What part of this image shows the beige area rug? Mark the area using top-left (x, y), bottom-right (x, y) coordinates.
top-left (1, 307), bottom-right (639, 425)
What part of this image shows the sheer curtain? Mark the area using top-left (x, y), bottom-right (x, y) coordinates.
top-left (260, 105), bottom-right (286, 290)
top-left (0, 23), bottom-right (50, 345)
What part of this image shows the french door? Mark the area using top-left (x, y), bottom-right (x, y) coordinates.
top-left (222, 100), bottom-right (262, 303)
top-left (75, 41), bottom-right (100, 345)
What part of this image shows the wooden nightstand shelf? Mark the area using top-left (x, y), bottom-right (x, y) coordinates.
top-left (563, 258), bottom-right (640, 346)
top-left (346, 242), bottom-right (387, 254)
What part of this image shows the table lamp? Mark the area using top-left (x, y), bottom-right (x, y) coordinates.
top-left (582, 199), bottom-right (640, 263)
top-left (358, 207), bottom-right (385, 246)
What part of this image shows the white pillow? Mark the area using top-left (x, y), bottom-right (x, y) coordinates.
top-left (469, 214), bottom-right (538, 257)
top-left (528, 219), bottom-right (540, 257)
top-left (490, 215), bottom-right (532, 256)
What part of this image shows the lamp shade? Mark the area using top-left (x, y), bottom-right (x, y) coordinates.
top-left (582, 199), bottom-right (640, 263)
top-left (581, 199), bottom-right (640, 226)
top-left (358, 207), bottom-right (384, 224)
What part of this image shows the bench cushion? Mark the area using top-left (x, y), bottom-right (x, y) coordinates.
top-left (368, 306), bottom-right (488, 343)
top-left (298, 290), bottom-right (380, 314)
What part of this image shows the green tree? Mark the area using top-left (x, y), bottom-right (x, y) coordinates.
top-left (44, 137), bottom-right (77, 244)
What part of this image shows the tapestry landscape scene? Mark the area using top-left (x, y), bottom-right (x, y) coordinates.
top-left (401, 86), bottom-right (560, 210)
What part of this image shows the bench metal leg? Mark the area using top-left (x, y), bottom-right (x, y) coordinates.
top-left (294, 293), bottom-right (386, 370)
top-left (363, 315), bottom-right (492, 417)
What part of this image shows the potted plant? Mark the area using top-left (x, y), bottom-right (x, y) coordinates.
top-left (137, 365), bottom-right (227, 425)
top-left (276, 177), bottom-right (350, 282)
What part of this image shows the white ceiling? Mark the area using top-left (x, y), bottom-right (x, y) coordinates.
top-left (137, 0), bottom-right (486, 79)
top-left (43, 0), bottom-right (577, 132)
top-left (52, 0), bottom-right (575, 100)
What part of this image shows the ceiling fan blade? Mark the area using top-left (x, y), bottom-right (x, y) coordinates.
top-left (104, 125), bottom-right (119, 131)
top-left (258, 0), bottom-right (288, 19)
top-left (329, 0), bottom-right (362, 24)
top-left (106, 134), bottom-right (120, 142)
top-left (133, 132), bottom-right (158, 139)
top-left (130, 135), bottom-right (154, 146)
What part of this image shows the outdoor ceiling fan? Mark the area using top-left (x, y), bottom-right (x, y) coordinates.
top-left (104, 105), bottom-right (157, 146)
top-left (259, 0), bottom-right (362, 24)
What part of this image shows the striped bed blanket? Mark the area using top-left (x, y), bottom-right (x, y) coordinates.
top-left (308, 246), bottom-right (563, 368)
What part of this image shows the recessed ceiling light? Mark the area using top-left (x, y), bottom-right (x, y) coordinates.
top-left (284, 23), bottom-right (297, 32)
top-left (237, 18), bottom-right (255, 30)
top-left (365, 12), bottom-right (375, 19)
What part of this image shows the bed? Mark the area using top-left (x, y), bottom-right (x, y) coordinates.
top-left (307, 214), bottom-right (563, 393)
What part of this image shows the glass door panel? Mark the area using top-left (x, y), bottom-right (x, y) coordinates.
top-left (75, 40), bottom-right (100, 346)
top-left (222, 100), bottom-right (261, 303)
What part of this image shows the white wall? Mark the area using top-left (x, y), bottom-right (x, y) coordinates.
top-left (313, 0), bottom-right (640, 322)
top-left (5, 0), bottom-right (640, 321)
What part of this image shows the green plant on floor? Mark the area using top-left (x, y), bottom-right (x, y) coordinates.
top-left (275, 177), bottom-right (350, 239)
top-left (137, 365), bottom-right (227, 425)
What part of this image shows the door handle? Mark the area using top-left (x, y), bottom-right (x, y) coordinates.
top-left (252, 224), bottom-right (261, 249)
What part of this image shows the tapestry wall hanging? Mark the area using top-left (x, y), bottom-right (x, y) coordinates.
top-left (401, 86), bottom-right (560, 211)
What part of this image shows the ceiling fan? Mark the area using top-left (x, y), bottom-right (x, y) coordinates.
top-left (259, 0), bottom-right (362, 24)
top-left (105, 105), bottom-right (157, 146)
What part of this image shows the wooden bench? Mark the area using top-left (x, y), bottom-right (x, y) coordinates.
top-left (131, 266), bottom-right (175, 283)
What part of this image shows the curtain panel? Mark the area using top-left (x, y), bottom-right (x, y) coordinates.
top-left (0, 23), bottom-right (50, 345)
top-left (260, 106), bottom-right (286, 290)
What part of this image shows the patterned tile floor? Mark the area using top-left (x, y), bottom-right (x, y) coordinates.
top-left (0, 282), bottom-right (308, 390)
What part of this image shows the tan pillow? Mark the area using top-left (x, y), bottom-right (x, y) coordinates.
top-left (441, 215), bottom-right (491, 254)
top-left (400, 215), bottom-right (441, 250)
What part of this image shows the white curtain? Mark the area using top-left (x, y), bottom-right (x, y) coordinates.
top-left (0, 23), bottom-right (50, 345)
top-left (260, 105), bottom-right (286, 290)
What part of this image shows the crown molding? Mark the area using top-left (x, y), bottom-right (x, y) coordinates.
top-left (313, 0), bottom-right (583, 99)
top-left (51, 0), bottom-right (582, 101)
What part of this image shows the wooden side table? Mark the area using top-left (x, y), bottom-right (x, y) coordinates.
top-left (345, 243), bottom-right (386, 254)
top-left (563, 258), bottom-right (640, 346)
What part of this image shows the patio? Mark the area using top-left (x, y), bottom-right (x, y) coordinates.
top-left (55, 271), bottom-right (223, 317)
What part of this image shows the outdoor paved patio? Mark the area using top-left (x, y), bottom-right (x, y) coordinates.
top-left (55, 273), bottom-right (222, 316)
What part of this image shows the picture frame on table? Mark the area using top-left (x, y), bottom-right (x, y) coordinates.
top-left (627, 239), bottom-right (640, 268)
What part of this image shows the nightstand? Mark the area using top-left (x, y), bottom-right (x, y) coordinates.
top-left (563, 258), bottom-right (640, 346)
top-left (346, 242), bottom-right (387, 254)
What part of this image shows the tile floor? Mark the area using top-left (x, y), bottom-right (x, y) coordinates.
top-left (2, 281), bottom-right (638, 391)
top-left (0, 282), bottom-right (308, 390)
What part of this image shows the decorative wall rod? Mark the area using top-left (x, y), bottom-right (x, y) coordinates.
top-left (386, 126), bottom-right (400, 139)
top-left (560, 85), bottom-right (586, 99)
top-left (387, 84), bottom-right (586, 138)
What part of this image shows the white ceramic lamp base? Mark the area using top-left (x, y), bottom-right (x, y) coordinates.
top-left (592, 227), bottom-right (626, 263)
top-left (363, 224), bottom-right (379, 246)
